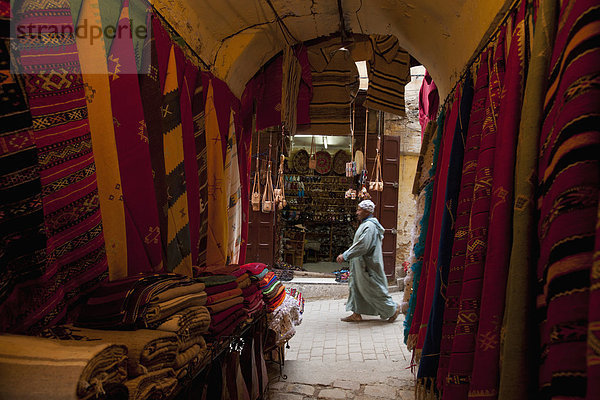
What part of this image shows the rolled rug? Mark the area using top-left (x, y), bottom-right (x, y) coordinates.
top-left (0, 333), bottom-right (127, 400)
top-left (123, 368), bottom-right (178, 400)
top-left (63, 326), bottom-right (179, 377)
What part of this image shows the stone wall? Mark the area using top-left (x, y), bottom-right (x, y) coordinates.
top-left (384, 66), bottom-right (425, 283)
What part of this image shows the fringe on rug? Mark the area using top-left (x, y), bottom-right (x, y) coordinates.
top-left (407, 333), bottom-right (418, 351)
top-left (415, 377), bottom-right (439, 400)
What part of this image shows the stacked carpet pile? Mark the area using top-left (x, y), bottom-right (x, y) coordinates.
top-left (196, 274), bottom-right (247, 340)
top-left (46, 326), bottom-right (179, 378)
top-left (240, 263), bottom-right (303, 345)
top-left (233, 267), bottom-right (265, 318)
top-left (0, 333), bottom-right (128, 400)
top-left (72, 273), bottom-right (211, 398)
top-left (241, 263), bottom-right (285, 312)
top-left (76, 274), bottom-right (205, 330)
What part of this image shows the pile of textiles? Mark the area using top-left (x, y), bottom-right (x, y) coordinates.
top-left (196, 274), bottom-right (247, 340)
top-left (0, 333), bottom-right (128, 399)
top-left (240, 263), bottom-right (285, 312)
top-left (76, 274), bottom-right (207, 330)
top-left (235, 269), bottom-right (265, 318)
top-left (240, 263), bottom-right (303, 345)
top-left (72, 273), bottom-right (211, 398)
top-left (42, 326), bottom-right (179, 377)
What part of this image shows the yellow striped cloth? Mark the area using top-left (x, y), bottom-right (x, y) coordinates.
top-left (225, 110), bottom-right (242, 264)
top-left (74, 0), bottom-right (128, 280)
top-left (162, 47), bottom-right (192, 276)
top-left (205, 81), bottom-right (228, 266)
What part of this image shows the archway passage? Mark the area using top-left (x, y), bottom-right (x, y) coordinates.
top-left (153, 0), bottom-right (510, 100)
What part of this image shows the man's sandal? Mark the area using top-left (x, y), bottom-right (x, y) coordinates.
top-left (387, 304), bottom-right (401, 323)
top-left (340, 314), bottom-right (362, 322)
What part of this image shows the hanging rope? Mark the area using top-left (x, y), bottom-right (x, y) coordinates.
top-left (346, 102), bottom-right (357, 177)
top-left (251, 132), bottom-right (261, 211)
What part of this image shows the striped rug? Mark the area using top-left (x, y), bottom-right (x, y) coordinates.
top-left (9, 0), bottom-right (108, 333)
top-left (536, 0), bottom-right (600, 397)
top-left (161, 46), bottom-right (192, 276)
top-left (108, 0), bottom-right (163, 275)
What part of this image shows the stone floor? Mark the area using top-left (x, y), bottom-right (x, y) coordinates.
top-left (267, 292), bottom-right (416, 399)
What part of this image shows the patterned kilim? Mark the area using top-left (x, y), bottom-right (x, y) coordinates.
top-left (405, 94), bottom-right (455, 349)
top-left (161, 46), bottom-right (192, 276)
top-left (536, 0), bottom-right (600, 398)
top-left (364, 34), bottom-right (411, 116)
top-left (179, 58), bottom-right (201, 266)
top-left (417, 68), bottom-right (470, 399)
top-left (305, 40), bottom-right (359, 135)
top-left (0, 9), bottom-right (46, 309)
top-left (140, 14), bottom-right (169, 264)
top-left (205, 80), bottom-right (228, 266)
top-left (225, 110), bottom-right (242, 264)
top-left (192, 72), bottom-right (208, 269)
top-left (72, 0), bottom-right (128, 280)
top-left (414, 75), bottom-right (467, 355)
top-left (443, 37), bottom-right (498, 400)
top-left (408, 92), bottom-right (457, 351)
top-left (436, 69), bottom-right (482, 391)
top-left (9, 0), bottom-right (108, 333)
top-left (107, 0), bottom-right (163, 275)
top-left (500, 0), bottom-right (557, 398)
top-left (469, 4), bottom-right (527, 398)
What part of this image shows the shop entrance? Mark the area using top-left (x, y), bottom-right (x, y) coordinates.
top-left (246, 93), bottom-right (401, 281)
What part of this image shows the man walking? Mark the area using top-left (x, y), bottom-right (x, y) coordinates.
top-left (336, 200), bottom-right (400, 322)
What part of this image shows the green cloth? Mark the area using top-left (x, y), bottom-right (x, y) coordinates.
top-left (499, 0), bottom-right (557, 398)
top-left (342, 217), bottom-right (397, 319)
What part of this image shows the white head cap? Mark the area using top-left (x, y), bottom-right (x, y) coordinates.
top-left (358, 199), bottom-right (375, 213)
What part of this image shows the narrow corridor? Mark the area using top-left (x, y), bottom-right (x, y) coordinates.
top-left (269, 292), bottom-right (415, 399)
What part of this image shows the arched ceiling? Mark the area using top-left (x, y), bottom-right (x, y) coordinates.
top-left (150, 0), bottom-right (512, 101)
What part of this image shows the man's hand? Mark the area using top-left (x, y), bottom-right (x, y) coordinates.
top-left (336, 254), bottom-right (344, 264)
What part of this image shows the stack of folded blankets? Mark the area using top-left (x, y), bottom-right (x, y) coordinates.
top-left (240, 263), bottom-right (285, 312)
top-left (240, 263), bottom-right (304, 346)
top-left (232, 267), bottom-right (265, 318)
top-left (196, 275), bottom-right (246, 340)
top-left (72, 273), bottom-right (212, 399)
top-left (0, 333), bottom-right (128, 399)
